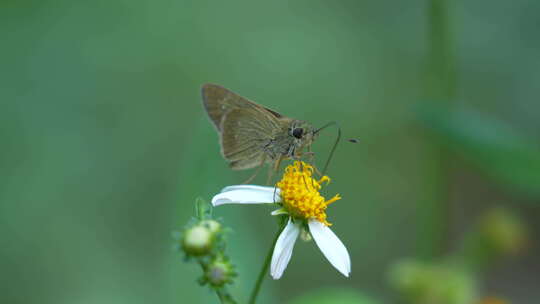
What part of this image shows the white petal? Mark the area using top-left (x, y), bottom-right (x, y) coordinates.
top-left (270, 219), bottom-right (300, 279)
top-left (211, 185), bottom-right (281, 206)
top-left (308, 219), bottom-right (351, 277)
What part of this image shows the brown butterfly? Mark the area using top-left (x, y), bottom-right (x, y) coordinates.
top-left (201, 83), bottom-right (317, 182)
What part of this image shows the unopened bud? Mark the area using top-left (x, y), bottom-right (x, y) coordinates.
top-left (205, 256), bottom-right (236, 287)
top-left (182, 225), bottom-right (214, 256)
top-left (300, 227), bottom-right (312, 242)
top-left (200, 219), bottom-right (222, 234)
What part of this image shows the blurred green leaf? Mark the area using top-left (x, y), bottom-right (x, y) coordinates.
top-left (288, 288), bottom-right (381, 304)
top-left (388, 259), bottom-right (477, 304)
top-left (417, 105), bottom-right (540, 198)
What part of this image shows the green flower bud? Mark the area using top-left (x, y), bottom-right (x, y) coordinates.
top-left (300, 226), bottom-right (312, 242)
top-left (205, 255), bottom-right (236, 287)
top-left (200, 219), bottom-right (222, 234)
top-left (182, 225), bottom-right (215, 256)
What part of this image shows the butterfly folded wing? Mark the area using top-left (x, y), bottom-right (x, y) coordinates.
top-left (220, 109), bottom-right (281, 170)
top-left (201, 83), bottom-right (282, 131)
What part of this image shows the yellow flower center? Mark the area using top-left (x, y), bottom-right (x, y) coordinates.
top-left (276, 161), bottom-right (341, 226)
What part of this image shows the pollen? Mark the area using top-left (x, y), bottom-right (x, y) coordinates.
top-left (276, 161), bottom-right (341, 226)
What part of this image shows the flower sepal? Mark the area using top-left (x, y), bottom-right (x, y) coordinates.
top-left (271, 207), bottom-right (288, 216)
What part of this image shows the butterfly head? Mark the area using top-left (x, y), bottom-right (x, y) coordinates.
top-left (289, 120), bottom-right (316, 151)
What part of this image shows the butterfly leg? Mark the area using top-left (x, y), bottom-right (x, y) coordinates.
top-left (290, 153), bottom-right (312, 190)
top-left (309, 156), bottom-right (323, 177)
top-left (305, 150), bottom-right (319, 188)
top-left (266, 155), bottom-right (284, 185)
top-left (304, 145), bottom-right (321, 175)
top-left (242, 156), bottom-right (266, 184)
top-left (297, 147), bottom-right (320, 188)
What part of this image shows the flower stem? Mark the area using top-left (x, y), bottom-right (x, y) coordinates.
top-left (417, 0), bottom-right (457, 258)
top-left (248, 218), bottom-right (286, 304)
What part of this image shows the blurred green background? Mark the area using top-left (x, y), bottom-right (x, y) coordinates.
top-left (1, 0), bottom-right (539, 303)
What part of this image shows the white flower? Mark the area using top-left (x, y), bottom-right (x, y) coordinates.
top-left (211, 161), bottom-right (351, 280)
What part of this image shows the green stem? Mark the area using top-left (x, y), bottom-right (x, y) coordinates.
top-left (216, 289), bottom-right (237, 304)
top-left (427, 0), bottom-right (456, 100)
top-left (418, 0), bottom-right (457, 258)
top-left (248, 219), bottom-right (287, 304)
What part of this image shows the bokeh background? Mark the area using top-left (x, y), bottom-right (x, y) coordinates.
top-left (2, 0), bottom-right (539, 303)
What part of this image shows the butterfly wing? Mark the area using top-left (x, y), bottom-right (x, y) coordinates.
top-left (201, 83), bottom-right (282, 131)
top-left (220, 108), bottom-right (284, 170)
top-left (201, 83), bottom-right (287, 170)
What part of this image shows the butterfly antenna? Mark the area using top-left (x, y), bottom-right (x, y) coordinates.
top-left (314, 121), bottom-right (341, 176)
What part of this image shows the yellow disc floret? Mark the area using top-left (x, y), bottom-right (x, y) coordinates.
top-left (276, 161), bottom-right (341, 226)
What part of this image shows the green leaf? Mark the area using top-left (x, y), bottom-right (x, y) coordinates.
top-left (417, 105), bottom-right (540, 198)
top-left (288, 288), bottom-right (382, 304)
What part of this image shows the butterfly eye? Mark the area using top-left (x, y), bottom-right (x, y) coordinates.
top-left (292, 128), bottom-right (304, 139)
